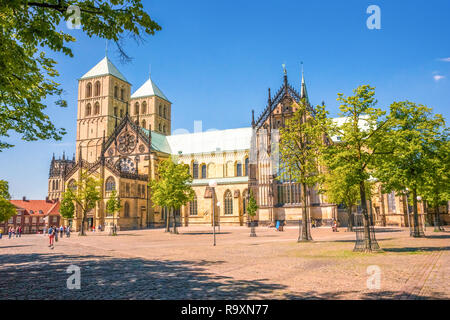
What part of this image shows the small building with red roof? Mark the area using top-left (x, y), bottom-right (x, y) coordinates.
top-left (0, 197), bottom-right (61, 234)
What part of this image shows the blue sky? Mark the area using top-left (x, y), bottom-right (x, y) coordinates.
top-left (1, 0), bottom-right (449, 199)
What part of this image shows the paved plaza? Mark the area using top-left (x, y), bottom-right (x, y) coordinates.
top-left (0, 225), bottom-right (448, 299)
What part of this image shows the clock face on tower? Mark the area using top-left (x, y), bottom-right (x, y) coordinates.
top-left (117, 132), bottom-right (136, 154)
top-left (117, 157), bottom-right (135, 173)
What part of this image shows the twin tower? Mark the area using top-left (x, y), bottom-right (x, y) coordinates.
top-left (76, 56), bottom-right (172, 163)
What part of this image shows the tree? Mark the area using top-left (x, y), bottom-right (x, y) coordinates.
top-left (320, 167), bottom-right (360, 231)
top-left (63, 170), bottom-right (102, 235)
top-left (60, 191), bottom-right (75, 220)
top-left (246, 191), bottom-right (259, 237)
top-left (375, 102), bottom-right (446, 237)
top-left (321, 85), bottom-right (388, 252)
top-left (150, 157), bottom-right (195, 234)
top-left (106, 189), bottom-right (121, 235)
top-left (278, 99), bottom-right (327, 242)
top-left (0, 180), bottom-right (16, 224)
top-left (0, 0), bottom-right (161, 150)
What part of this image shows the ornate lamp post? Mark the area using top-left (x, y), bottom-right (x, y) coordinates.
top-left (209, 179), bottom-right (217, 246)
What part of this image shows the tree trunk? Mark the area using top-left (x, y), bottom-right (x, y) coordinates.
top-left (298, 183), bottom-right (312, 242)
top-left (411, 188), bottom-right (424, 237)
top-left (172, 208), bottom-right (178, 234)
top-left (354, 181), bottom-right (379, 252)
top-left (165, 208), bottom-right (170, 233)
top-left (80, 210), bottom-right (86, 236)
top-left (434, 205), bottom-right (444, 232)
top-left (347, 206), bottom-right (353, 232)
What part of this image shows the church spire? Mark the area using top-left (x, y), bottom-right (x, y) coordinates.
top-left (300, 62), bottom-right (309, 101)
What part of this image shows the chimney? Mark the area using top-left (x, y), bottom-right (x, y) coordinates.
top-left (46, 196), bottom-right (50, 203)
top-left (22, 196), bottom-right (27, 201)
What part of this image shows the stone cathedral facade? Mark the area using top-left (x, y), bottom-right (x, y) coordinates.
top-left (48, 56), bottom-right (428, 231)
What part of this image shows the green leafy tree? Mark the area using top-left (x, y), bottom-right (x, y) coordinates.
top-left (0, 0), bottom-right (161, 150)
top-left (64, 170), bottom-right (102, 235)
top-left (106, 189), bottom-right (121, 235)
top-left (150, 157), bottom-right (195, 234)
top-left (419, 135), bottom-right (449, 231)
top-left (0, 180), bottom-right (16, 225)
top-left (279, 99), bottom-right (327, 242)
top-left (60, 191), bottom-right (75, 220)
top-left (320, 167), bottom-right (360, 231)
top-left (246, 191), bottom-right (259, 237)
top-left (375, 102), bottom-right (446, 237)
top-left (320, 85), bottom-right (389, 252)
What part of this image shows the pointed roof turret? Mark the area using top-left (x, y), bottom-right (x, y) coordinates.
top-left (80, 56), bottom-right (128, 83)
top-left (131, 75), bottom-right (170, 102)
top-left (300, 62), bottom-right (309, 101)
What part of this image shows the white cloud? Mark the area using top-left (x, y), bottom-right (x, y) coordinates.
top-left (439, 57), bottom-right (450, 62)
top-left (433, 74), bottom-right (445, 82)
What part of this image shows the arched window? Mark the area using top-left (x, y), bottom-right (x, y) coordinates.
top-left (85, 103), bottom-right (92, 116)
top-left (52, 180), bottom-right (55, 191)
top-left (56, 180), bottom-right (59, 190)
top-left (94, 81), bottom-right (101, 96)
top-left (86, 83), bottom-right (92, 98)
top-left (224, 190), bottom-right (233, 215)
top-left (94, 102), bottom-right (100, 115)
top-left (114, 85), bottom-right (118, 98)
top-left (201, 164), bottom-right (207, 179)
top-left (190, 194), bottom-right (198, 216)
top-left (120, 109), bottom-right (124, 118)
top-left (163, 124), bottom-right (166, 134)
top-left (124, 202), bottom-right (130, 217)
top-left (244, 157), bottom-right (249, 176)
top-left (142, 101), bottom-right (147, 114)
top-left (120, 88), bottom-right (124, 100)
top-left (114, 107), bottom-right (118, 117)
top-left (159, 104), bottom-right (162, 116)
top-left (236, 162), bottom-right (242, 177)
top-left (142, 119), bottom-right (146, 128)
top-left (68, 179), bottom-right (77, 191)
top-left (192, 161), bottom-right (199, 179)
top-left (158, 123), bottom-right (162, 132)
top-left (105, 177), bottom-right (116, 191)
top-left (135, 102), bottom-right (139, 115)
top-left (163, 106), bottom-right (167, 118)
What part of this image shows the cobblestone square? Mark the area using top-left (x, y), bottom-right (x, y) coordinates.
top-left (0, 226), bottom-right (448, 299)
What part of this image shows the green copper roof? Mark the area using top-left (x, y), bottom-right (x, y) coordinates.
top-left (142, 129), bottom-right (172, 154)
top-left (131, 77), bottom-right (170, 102)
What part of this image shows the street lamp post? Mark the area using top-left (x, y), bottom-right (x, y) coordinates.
top-left (216, 201), bottom-right (221, 233)
top-left (209, 180), bottom-right (217, 246)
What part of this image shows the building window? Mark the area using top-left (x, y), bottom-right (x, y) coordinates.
top-left (201, 164), bottom-right (206, 179)
top-left (135, 102), bottom-right (139, 115)
top-left (163, 124), bottom-right (166, 134)
top-left (114, 85), bottom-right (118, 98)
top-left (159, 104), bottom-right (162, 116)
top-left (86, 83), bottom-right (92, 98)
top-left (114, 107), bottom-right (118, 117)
top-left (85, 103), bottom-right (92, 116)
top-left (142, 101), bottom-right (147, 114)
top-left (120, 109), bottom-right (124, 118)
top-left (224, 190), bottom-right (233, 215)
top-left (124, 202), bottom-right (130, 217)
top-left (94, 102), bottom-right (100, 115)
top-left (158, 123), bottom-right (162, 132)
top-left (105, 177), bottom-right (116, 191)
top-left (190, 195), bottom-right (198, 216)
top-left (244, 157), bottom-right (249, 176)
top-left (68, 179), bottom-right (77, 191)
top-left (387, 191), bottom-right (396, 213)
top-left (126, 183), bottom-right (130, 197)
top-left (163, 106), bottom-right (167, 118)
top-left (94, 81), bottom-right (101, 96)
top-left (120, 88), bottom-right (124, 100)
top-left (192, 162), bottom-right (199, 179)
top-left (142, 119), bottom-right (146, 128)
top-left (236, 162), bottom-right (242, 177)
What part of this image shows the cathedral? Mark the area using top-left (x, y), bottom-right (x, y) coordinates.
top-left (48, 56), bottom-right (428, 231)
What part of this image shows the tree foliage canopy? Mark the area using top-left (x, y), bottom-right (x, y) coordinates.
top-left (150, 157), bottom-right (195, 211)
top-left (0, 0), bottom-right (161, 150)
top-left (0, 180), bottom-right (16, 223)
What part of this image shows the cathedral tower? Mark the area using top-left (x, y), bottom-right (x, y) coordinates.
top-left (76, 56), bottom-right (131, 163)
top-left (130, 74), bottom-right (171, 135)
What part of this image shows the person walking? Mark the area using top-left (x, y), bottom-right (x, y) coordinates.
top-left (66, 225), bottom-right (71, 238)
top-left (8, 227), bottom-right (12, 239)
top-left (18, 226), bottom-right (22, 237)
top-left (60, 226), bottom-right (64, 238)
top-left (48, 225), bottom-right (55, 249)
top-left (54, 226), bottom-right (58, 242)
